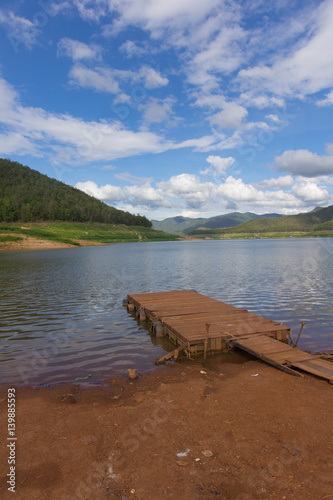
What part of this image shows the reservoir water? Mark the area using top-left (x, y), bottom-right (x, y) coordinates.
top-left (1, 238), bottom-right (333, 386)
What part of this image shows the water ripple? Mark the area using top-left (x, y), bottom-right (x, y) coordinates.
top-left (1, 239), bottom-right (333, 385)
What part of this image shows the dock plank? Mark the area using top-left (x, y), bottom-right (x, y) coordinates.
top-left (126, 290), bottom-right (332, 382)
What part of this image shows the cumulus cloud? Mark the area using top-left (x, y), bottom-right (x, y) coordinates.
top-left (255, 175), bottom-right (294, 189)
top-left (75, 170), bottom-right (330, 217)
top-left (292, 180), bottom-right (328, 202)
top-left (275, 149), bottom-right (333, 177)
top-left (209, 101), bottom-right (248, 129)
top-left (76, 180), bottom-right (170, 208)
top-left (157, 173), bottom-right (214, 208)
top-left (57, 38), bottom-right (102, 61)
top-left (201, 155), bottom-right (235, 175)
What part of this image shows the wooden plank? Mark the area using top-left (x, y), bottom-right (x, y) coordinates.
top-left (154, 342), bottom-right (189, 365)
top-left (229, 339), bottom-right (304, 377)
top-left (291, 359), bottom-right (333, 382)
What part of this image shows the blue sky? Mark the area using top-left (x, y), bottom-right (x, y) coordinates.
top-left (0, 0), bottom-right (333, 220)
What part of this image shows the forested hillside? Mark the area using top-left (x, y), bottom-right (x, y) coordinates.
top-left (0, 159), bottom-right (151, 227)
top-left (152, 212), bottom-right (282, 234)
top-left (188, 205), bottom-right (333, 236)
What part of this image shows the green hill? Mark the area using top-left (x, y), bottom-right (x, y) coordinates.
top-left (152, 212), bottom-right (282, 234)
top-left (0, 158), bottom-right (151, 227)
top-left (188, 205), bottom-right (333, 236)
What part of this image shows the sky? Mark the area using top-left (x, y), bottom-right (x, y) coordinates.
top-left (0, 0), bottom-right (333, 220)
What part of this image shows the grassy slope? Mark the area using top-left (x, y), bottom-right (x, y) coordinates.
top-left (0, 222), bottom-right (183, 247)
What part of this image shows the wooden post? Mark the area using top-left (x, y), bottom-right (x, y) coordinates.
top-left (294, 321), bottom-right (305, 348)
top-left (204, 323), bottom-right (211, 365)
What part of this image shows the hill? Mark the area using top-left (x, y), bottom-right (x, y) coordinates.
top-left (188, 205), bottom-right (333, 236)
top-left (0, 158), bottom-right (151, 227)
top-left (152, 212), bottom-right (282, 234)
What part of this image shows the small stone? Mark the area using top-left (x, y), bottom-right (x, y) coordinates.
top-left (176, 460), bottom-right (189, 467)
top-left (201, 450), bottom-right (213, 457)
top-left (127, 369), bottom-right (139, 380)
top-left (200, 370), bottom-right (207, 375)
top-left (81, 435), bottom-right (97, 445)
top-left (61, 394), bottom-right (76, 404)
top-left (130, 489), bottom-right (135, 494)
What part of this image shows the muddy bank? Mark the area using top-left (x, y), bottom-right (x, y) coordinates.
top-left (0, 234), bottom-right (106, 251)
top-left (0, 360), bottom-right (332, 499)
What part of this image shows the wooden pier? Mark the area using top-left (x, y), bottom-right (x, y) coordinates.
top-left (124, 290), bottom-right (333, 383)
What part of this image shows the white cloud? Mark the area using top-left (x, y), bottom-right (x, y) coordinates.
top-left (141, 98), bottom-right (176, 125)
top-left (75, 180), bottom-right (124, 201)
top-left (57, 38), bottom-right (102, 61)
top-left (216, 176), bottom-right (262, 202)
top-left (76, 180), bottom-right (170, 208)
top-left (0, 76), bottom-right (222, 164)
top-left (158, 173), bottom-right (214, 208)
top-left (240, 93), bottom-right (285, 109)
top-left (238, 0), bottom-right (333, 98)
top-left (209, 101), bottom-right (248, 130)
top-left (0, 132), bottom-right (37, 155)
top-left (275, 149), bottom-right (333, 177)
top-left (68, 64), bottom-right (120, 94)
top-left (326, 143), bottom-right (333, 155)
top-left (108, 0), bottom-right (220, 34)
top-left (317, 89), bottom-right (333, 107)
top-left (201, 155), bottom-right (235, 175)
top-left (76, 170), bottom-right (331, 218)
top-left (0, 10), bottom-right (39, 51)
top-left (138, 66), bottom-right (169, 89)
top-left (119, 40), bottom-right (147, 57)
top-left (265, 114), bottom-right (283, 125)
top-left (255, 175), bottom-right (294, 189)
top-left (71, 0), bottom-right (108, 22)
top-left (292, 180), bottom-right (328, 202)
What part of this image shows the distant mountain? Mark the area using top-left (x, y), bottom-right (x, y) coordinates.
top-left (152, 212), bottom-right (283, 234)
top-left (0, 158), bottom-right (151, 227)
top-left (188, 205), bottom-right (333, 235)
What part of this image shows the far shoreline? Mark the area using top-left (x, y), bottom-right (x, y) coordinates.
top-left (1, 232), bottom-right (333, 252)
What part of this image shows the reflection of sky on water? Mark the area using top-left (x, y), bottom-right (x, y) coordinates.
top-left (0, 238), bottom-right (332, 385)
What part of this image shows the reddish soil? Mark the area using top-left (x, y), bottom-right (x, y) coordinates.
top-left (1, 360), bottom-right (333, 500)
top-left (0, 235), bottom-right (105, 251)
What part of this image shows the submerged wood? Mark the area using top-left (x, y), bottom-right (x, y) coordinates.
top-left (125, 290), bottom-right (333, 382)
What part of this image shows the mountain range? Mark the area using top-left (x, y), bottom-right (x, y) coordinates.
top-left (152, 212), bottom-right (283, 234)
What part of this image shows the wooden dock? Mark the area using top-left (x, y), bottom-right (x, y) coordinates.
top-left (124, 290), bottom-right (333, 383)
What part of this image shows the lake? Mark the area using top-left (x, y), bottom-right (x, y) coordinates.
top-left (1, 238), bottom-right (333, 386)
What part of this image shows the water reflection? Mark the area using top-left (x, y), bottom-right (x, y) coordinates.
top-left (0, 238), bottom-right (332, 385)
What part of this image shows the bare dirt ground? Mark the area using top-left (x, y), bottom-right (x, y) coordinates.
top-left (0, 235), bottom-right (105, 251)
top-left (1, 359), bottom-right (333, 500)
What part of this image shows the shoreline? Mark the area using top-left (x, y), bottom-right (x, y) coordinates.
top-left (0, 234), bottom-right (107, 251)
top-left (1, 360), bottom-right (332, 499)
top-left (1, 232), bottom-right (333, 252)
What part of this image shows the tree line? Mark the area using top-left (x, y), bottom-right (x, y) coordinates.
top-left (0, 159), bottom-right (152, 227)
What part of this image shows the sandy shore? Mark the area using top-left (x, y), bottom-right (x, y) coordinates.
top-left (0, 234), bottom-right (106, 251)
top-left (1, 360), bottom-right (332, 499)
